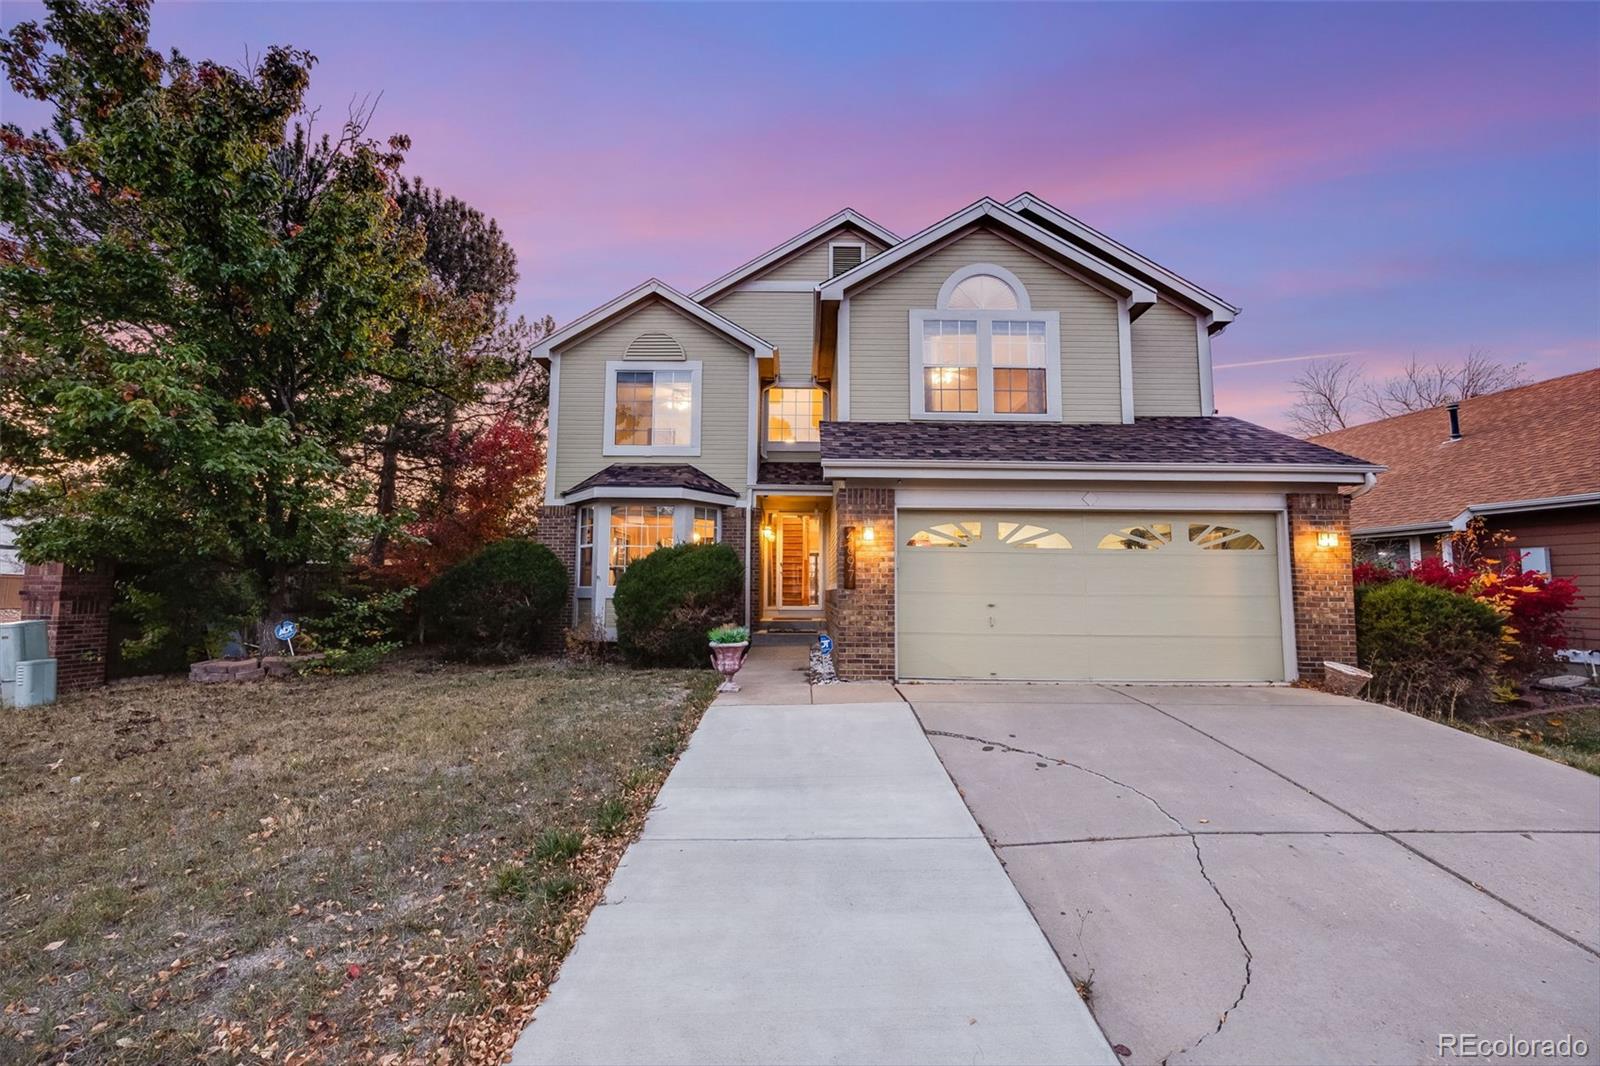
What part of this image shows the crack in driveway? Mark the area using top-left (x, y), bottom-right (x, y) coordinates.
top-left (923, 727), bottom-right (1253, 1061)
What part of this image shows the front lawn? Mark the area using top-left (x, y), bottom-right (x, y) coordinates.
top-left (1458, 704), bottom-right (1600, 776)
top-left (0, 655), bottom-right (716, 1065)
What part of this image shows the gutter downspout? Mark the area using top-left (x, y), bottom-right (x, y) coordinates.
top-left (1350, 471), bottom-right (1378, 498)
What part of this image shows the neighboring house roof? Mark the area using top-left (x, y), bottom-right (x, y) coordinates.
top-left (531, 279), bottom-right (775, 366)
top-left (756, 461), bottom-right (827, 487)
top-left (563, 463), bottom-right (739, 499)
top-left (691, 208), bottom-right (901, 302)
top-left (817, 198), bottom-right (1160, 310)
top-left (820, 417), bottom-right (1379, 471)
top-left (1308, 369), bottom-right (1600, 534)
top-left (1006, 192), bottom-right (1239, 329)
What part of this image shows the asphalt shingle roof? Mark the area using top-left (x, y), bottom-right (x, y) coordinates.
top-left (563, 464), bottom-right (737, 499)
top-left (756, 461), bottom-right (827, 486)
top-left (819, 417), bottom-right (1376, 468)
top-left (1308, 370), bottom-right (1600, 531)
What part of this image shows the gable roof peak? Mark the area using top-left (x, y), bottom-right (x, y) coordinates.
top-left (690, 207), bottom-right (900, 301)
top-left (531, 277), bottom-right (774, 363)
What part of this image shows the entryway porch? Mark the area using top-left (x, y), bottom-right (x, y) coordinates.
top-left (755, 493), bottom-right (832, 628)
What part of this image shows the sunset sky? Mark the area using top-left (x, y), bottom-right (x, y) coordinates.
top-left (4, 1), bottom-right (1597, 429)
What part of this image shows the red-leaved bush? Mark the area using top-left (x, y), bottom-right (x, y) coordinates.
top-left (1353, 533), bottom-right (1580, 678)
top-left (386, 418), bottom-right (543, 587)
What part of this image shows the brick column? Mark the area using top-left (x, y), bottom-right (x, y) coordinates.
top-left (825, 485), bottom-right (895, 680)
top-left (720, 505), bottom-right (749, 627)
top-left (1287, 492), bottom-right (1356, 684)
top-left (749, 500), bottom-right (765, 625)
top-left (20, 562), bottom-right (113, 692)
top-left (534, 505), bottom-right (577, 652)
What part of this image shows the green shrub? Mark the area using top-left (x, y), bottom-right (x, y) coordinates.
top-left (1357, 578), bottom-right (1504, 719)
top-left (422, 539), bottom-right (567, 661)
top-left (612, 543), bottom-right (743, 667)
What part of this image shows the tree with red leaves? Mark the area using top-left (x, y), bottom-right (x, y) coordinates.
top-left (384, 417), bottom-right (543, 587)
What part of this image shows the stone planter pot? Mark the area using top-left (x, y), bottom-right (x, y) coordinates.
top-left (709, 641), bottom-right (749, 693)
top-left (1322, 661), bottom-right (1373, 698)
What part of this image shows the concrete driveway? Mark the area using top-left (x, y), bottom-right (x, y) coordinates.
top-left (910, 684), bottom-right (1600, 1066)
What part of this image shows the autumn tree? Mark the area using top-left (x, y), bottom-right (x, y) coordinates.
top-left (0, 0), bottom-right (445, 640)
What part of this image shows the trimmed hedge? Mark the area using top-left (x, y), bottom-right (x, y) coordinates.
top-left (1356, 578), bottom-right (1504, 718)
top-left (423, 539), bottom-right (567, 661)
top-left (613, 542), bottom-right (743, 667)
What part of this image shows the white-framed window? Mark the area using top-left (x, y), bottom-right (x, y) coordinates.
top-left (691, 506), bottom-right (719, 544)
top-left (765, 385), bottom-right (826, 448)
top-left (576, 506), bottom-right (596, 592)
top-left (603, 360), bottom-right (702, 456)
top-left (909, 264), bottom-right (1060, 421)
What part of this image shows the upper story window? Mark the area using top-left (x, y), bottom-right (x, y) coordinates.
top-left (766, 386), bottom-right (826, 448)
top-left (909, 264), bottom-right (1061, 421)
top-left (603, 360), bottom-right (702, 456)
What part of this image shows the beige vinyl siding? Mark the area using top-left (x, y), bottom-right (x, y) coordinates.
top-left (760, 226), bottom-right (889, 282)
top-left (708, 289), bottom-right (814, 375)
top-left (1131, 297), bottom-right (1204, 416)
top-left (847, 226), bottom-right (1122, 422)
top-left (553, 299), bottom-right (751, 496)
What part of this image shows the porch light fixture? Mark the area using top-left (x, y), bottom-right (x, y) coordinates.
top-left (761, 524), bottom-right (775, 542)
top-left (1317, 531), bottom-right (1340, 549)
top-left (860, 524), bottom-right (875, 544)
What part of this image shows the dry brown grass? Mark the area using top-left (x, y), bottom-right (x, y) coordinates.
top-left (0, 653), bottom-right (716, 1064)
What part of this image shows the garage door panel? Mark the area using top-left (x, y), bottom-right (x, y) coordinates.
top-left (896, 510), bottom-right (1285, 682)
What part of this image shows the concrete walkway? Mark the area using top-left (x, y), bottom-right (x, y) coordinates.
top-left (508, 649), bottom-right (1115, 1065)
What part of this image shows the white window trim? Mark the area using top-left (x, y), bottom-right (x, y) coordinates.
top-left (763, 384), bottom-right (828, 452)
top-left (908, 310), bottom-right (1061, 422)
top-left (828, 240), bottom-right (867, 279)
top-left (602, 359), bottom-right (703, 457)
top-left (936, 262), bottom-right (1032, 311)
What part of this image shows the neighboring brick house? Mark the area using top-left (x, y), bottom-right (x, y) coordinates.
top-left (1311, 370), bottom-right (1600, 657)
top-left (534, 194), bottom-right (1380, 683)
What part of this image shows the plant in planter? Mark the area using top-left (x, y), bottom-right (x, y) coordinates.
top-left (707, 624), bottom-right (750, 692)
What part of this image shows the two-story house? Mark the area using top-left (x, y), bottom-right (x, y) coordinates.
top-left (533, 195), bottom-right (1380, 684)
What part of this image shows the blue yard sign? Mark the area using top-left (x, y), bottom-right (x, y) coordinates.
top-left (818, 633), bottom-right (834, 657)
top-left (274, 619), bottom-right (299, 654)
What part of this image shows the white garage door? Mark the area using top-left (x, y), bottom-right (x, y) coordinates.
top-left (896, 511), bottom-right (1285, 682)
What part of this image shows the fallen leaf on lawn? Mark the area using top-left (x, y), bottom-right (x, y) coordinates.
top-left (47, 759), bottom-right (63, 772)
top-left (43, 940), bottom-right (65, 952)
top-left (346, 964), bottom-right (362, 980)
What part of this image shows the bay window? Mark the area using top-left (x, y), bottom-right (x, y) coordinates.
top-left (909, 266), bottom-right (1060, 420)
top-left (603, 360), bottom-right (701, 455)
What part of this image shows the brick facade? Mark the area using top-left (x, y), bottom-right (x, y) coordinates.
top-left (824, 485), bottom-right (895, 680)
top-left (720, 505), bottom-right (750, 627)
top-left (1287, 492), bottom-right (1357, 684)
top-left (21, 562), bottom-right (113, 692)
top-left (750, 500), bottom-right (764, 623)
top-left (534, 504), bottom-right (578, 651)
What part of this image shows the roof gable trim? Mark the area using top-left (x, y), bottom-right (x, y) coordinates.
top-left (817, 199), bottom-right (1159, 307)
top-left (532, 279), bottom-right (775, 362)
top-left (691, 208), bottom-right (901, 301)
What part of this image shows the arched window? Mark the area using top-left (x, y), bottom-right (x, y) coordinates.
top-left (913, 264), bottom-right (1059, 420)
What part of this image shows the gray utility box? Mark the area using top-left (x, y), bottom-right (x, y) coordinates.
top-left (13, 658), bottom-right (57, 708)
top-left (1, 620), bottom-right (50, 707)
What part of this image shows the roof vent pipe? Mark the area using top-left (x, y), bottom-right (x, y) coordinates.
top-left (1447, 402), bottom-right (1462, 441)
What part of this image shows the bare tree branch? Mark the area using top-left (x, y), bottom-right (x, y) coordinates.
top-left (1287, 358), bottom-right (1363, 435)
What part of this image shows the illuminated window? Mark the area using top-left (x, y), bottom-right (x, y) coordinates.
top-left (605, 362), bottom-right (700, 454)
top-left (609, 505), bottom-right (676, 585)
top-left (911, 266), bottom-right (1058, 419)
top-left (577, 506), bottom-right (595, 587)
top-left (905, 521), bottom-right (981, 548)
top-left (921, 320), bottom-right (979, 413)
top-left (692, 506), bottom-right (719, 544)
top-left (767, 387), bottom-right (826, 446)
top-left (996, 521), bottom-right (1071, 549)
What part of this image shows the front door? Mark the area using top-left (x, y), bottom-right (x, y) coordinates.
top-left (767, 512), bottom-right (822, 613)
